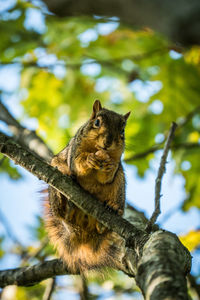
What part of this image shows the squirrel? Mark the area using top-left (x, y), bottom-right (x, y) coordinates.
top-left (44, 100), bottom-right (130, 274)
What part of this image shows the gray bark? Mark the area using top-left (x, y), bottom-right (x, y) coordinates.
top-left (0, 259), bottom-right (69, 287)
top-left (0, 132), bottom-right (192, 299)
top-left (42, 0), bottom-right (200, 46)
top-left (136, 231), bottom-right (190, 299)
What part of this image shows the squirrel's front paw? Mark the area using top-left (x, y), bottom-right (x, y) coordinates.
top-left (87, 153), bottom-right (101, 170)
top-left (101, 160), bottom-right (117, 173)
top-left (95, 150), bottom-right (115, 172)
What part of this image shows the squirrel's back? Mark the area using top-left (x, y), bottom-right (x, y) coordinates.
top-left (44, 100), bottom-right (130, 273)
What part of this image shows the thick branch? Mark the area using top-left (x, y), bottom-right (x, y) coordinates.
top-left (136, 230), bottom-right (191, 300)
top-left (0, 102), bottom-right (53, 162)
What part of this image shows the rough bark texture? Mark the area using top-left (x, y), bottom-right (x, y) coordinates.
top-left (0, 260), bottom-right (69, 287)
top-left (0, 132), bottom-right (192, 298)
top-left (43, 0), bottom-right (200, 46)
top-left (136, 231), bottom-right (191, 300)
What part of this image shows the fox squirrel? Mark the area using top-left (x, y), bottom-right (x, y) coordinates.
top-left (44, 100), bottom-right (130, 273)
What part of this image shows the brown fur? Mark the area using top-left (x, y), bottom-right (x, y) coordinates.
top-left (44, 100), bottom-right (130, 273)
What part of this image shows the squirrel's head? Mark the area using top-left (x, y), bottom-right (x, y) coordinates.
top-left (83, 100), bottom-right (130, 160)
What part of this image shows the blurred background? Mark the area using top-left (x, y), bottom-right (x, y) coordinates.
top-left (0, 0), bottom-right (200, 299)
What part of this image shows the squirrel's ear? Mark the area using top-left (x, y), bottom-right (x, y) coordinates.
top-left (90, 100), bottom-right (102, 119)
top-left (124, 111), bottom-right (131, 121)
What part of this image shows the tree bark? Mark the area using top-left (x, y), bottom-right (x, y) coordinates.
top-left (135, 231), bottom-right (190, 299)
top-left (42, 0), bottom-right (200, 46)
top-left (0, 132), bottom-right (192, 299)
top-left (0, 260), bottom-right (69, 287)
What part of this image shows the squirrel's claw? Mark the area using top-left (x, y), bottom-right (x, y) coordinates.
top-left (87, 153), bottom-right (101, 170)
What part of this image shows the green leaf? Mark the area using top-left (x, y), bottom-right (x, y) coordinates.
top-left (0, 155), bottom-right (22, 180)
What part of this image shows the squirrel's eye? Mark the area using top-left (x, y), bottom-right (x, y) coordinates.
top-left (94, 118), bottom-right (100, 128)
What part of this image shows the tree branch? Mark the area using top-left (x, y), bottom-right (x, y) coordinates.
top-left (78, 275), bottom-right (89, 300)
top-left (146, 122), bottom-right (177, 231)
top-left (135, 230), bottom-right (191, 299)
top-left (0, 259), bottom-right (70, 287)
top-left (125, 142), bottom-right (200, 162)
top-left (178, 106), bottom-right (200, 128)
top-left (0, 101), bottom-right (53, 162)
top-left (42, 277), bottom-right (56, 300)
top-left (21, 237), bottom-right (49, 265)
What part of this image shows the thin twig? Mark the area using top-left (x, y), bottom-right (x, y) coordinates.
top-left (146, 122), bottom-right (177, 232)
top-left (178, 106), bottom-right (200, 128)
top-left (124, 142), bottom-right (200, 162)
top-left (21, 237), bottom-right (49, 265)
top-left (42, 277), bottom-right (56, 300)
top-left (79, 275), bottom-right (89, 300)
top-left (75, 273), bottom-right (89, 300)
top-left (124, 144), bottom-right (161, 162)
